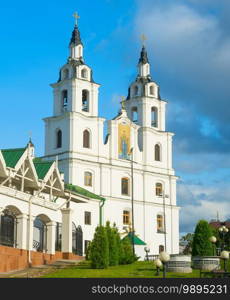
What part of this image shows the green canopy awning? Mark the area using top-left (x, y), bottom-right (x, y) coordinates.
top-left (123, 232), bottom-right (146, 245)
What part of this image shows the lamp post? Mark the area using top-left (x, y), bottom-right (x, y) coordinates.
top-left (219, 225), bottom-right (229, 251)
top-left (159, 251), bottom-right (170, 278)
top-left (160, 192), bottom-right (169, 252)
top-left (220, 250), bottom-right (229, 273)
top-left (130, 147), bottom-right (135, 256)
top-left (209, 236), bottom-right (217, 256)
top-left (155, 258), bottom-right (162, 276)
top-left (144, 246), bottom-right (150, 261)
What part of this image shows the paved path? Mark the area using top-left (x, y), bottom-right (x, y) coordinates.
top-left (0, 259), bottom-right (83, 278)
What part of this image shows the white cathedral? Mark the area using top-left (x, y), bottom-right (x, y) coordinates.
top-left (0, 16), bottom-right (179, 272)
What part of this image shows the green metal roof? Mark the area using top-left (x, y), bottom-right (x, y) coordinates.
top-left (65, 183), bottom-right (105, 201)
top-left (123, 232), bottom-right (146, 246)
top-left (1, 148), bottom-right (26, 168)
top-left (33, 160), bottom-right (54, 179)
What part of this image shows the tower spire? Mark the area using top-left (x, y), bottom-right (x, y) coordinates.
top-left (69, 12), bottom-right (83, 60)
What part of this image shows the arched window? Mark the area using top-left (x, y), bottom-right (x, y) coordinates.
top-left (155, 144), bottom-right (161, 161)
top-left (81, 68), bottom-right (88, 79)
top-left (0, 209), bottom-right (16, 247)
top-left (33, 216), bottom-right (47, 252)
top-left (156, 183), bottom-right (163, 196)
top-left (123, 210), bottom-right (130, 225)
top-left (82, 90), bottom-right (89, 112)
top-left (157, 215), bottom-right (164, 233)
top-left (78, 45), bottom-right (82, 57)
top-left (56, 130), bottom-right (62, 148)
top-left (134, 86), bottom-right (139, 96)
top-left (121, 177), bottom-right (129, 195)
top-left (84, 171), bottom-right (92, 187)
top-left (83, 129), bottom-right (90, 148)
top-left (62, 90), bottom-right (68, 109)
top-left (72, 222), bottom-right (77, 254)
top-left (151, 107), bottom-right (158, 127)
top-left (132, 107), bottom-right (138, 123)
top-left (63, 69), bottom-right (69, 80)
top-left (149, 85), bottom-right (154, 96)
top-left (55, 223), bottom-right (62, 251)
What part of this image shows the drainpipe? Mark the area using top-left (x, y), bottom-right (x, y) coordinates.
top-left (99, 198), bottom-right (105, 226)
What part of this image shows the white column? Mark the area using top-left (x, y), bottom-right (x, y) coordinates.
top-left (46, 221), bottom-right (56, 255)
top-left (27, 216), bottom-right (35, 251)
top-left (61, 208), bottom-right (73, 253)
top-left (16, 214), bottom-right (28, 250)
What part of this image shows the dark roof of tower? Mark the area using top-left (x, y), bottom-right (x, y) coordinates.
top-left (69, 25), bottom-right (83, 47)
top-left (139, 46), bottom-right (149, 64)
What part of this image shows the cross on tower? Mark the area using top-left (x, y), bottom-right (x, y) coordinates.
top-left (120, 96), bottom-right (126, 110)
top-left (140, 34), bottom-right (147, 46)
top-left (73, 12), bottom-right (80, 26)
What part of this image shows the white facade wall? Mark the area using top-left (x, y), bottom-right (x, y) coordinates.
top-left (43, 34), bottom-right (180, 259)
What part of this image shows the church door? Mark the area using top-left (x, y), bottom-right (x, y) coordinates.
top-left (76, 225), bottom-right (83, 256)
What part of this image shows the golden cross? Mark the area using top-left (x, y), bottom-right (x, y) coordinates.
top-left (120, 96), bottom-right (126, 110)
top-left (73, 12), bottom-right (80, 25)
top-left (140, 34), bottom-right (147, 46)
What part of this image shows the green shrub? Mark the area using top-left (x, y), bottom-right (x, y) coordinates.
top-left (120, 235), bottom-right (138, 264)
top-left (90, 226), bottom-right (109, 269)
top-left (192, 220), bottom-right (213, 256)
top-left (106, 221), bottom-right (119, 266)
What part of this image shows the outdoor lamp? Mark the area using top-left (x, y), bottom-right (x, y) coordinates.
top-left (219, 227), bottom-right (223, 232)
top-left (209, 236), bottom-right (217, 256)
top-left (159, 251), bottom-right (170, 278)
top-left (144, 246), bottom-right (150, 261)
top-left (155, 259), bottom-right (162, 276)
top-left (220, 251), bottom-right (229, 272)
top-left (224, 228), bottom-right (229, 233)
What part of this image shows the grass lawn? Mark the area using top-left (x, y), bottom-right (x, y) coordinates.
top-left (42, 261), bottom-right (201, 278)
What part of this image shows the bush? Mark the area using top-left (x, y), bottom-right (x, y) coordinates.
top-left (120, 235), bottom-right (138, 264)
top-left (192, 220), bottom-right (214, 257)
top-left (90, 226), bottom-right (109, 269)
top-left (106, 221), bottom-right (119, 266)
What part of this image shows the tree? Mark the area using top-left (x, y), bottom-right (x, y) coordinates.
top-left (192, 220), bottom-right (213, 256)
top-left (120, 234), bottom-right (138, 264)
top-left (180, 233), bottom-right (194, 254)
top-left (90, 225), bottom-right (109, 269)
top-left (106, 221), bottom-right (119, 266)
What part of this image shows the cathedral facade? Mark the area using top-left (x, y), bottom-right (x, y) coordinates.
top-left (43, 20), bottom-right (179, 258)
top-left (0, 16), bottom-right (179, 272)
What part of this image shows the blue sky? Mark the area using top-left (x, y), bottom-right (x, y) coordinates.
top-left (0, 0), bottom-right (230, 234)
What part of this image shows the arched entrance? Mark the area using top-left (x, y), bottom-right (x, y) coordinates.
top-left (33, 216), bottom-right (47, 252)
top-left (76, 225), bottom-right (83, 256)
top-left (0, 209), bottom-right (17, 247)
top-left (72, 223), bottom-right (83, 256)
top-left (72, 222), bottom-right (77, 254)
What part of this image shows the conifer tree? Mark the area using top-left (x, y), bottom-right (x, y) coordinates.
top-left (106, 221), bottom-right (119, 266)
top-left (192, 220), bottom-right (213, 256)
top-left (90, 225), bottom-right (109, 269)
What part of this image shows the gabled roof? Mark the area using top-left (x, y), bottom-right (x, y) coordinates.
top-left (1, 148), bottom-right (26, 168)
top-left (65, 183), bottom-right (105, 201)
top-left (123, 232), bottom-right (146, 246)
top-left (33, 159), bottom-right (54, 180)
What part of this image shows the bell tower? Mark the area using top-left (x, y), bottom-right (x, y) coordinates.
top-left (51, 13), bottom-right (100, 118)
top-left (125, 39), bottom-right (166, 131)
top-left (43, 13), bottom-right (103, 184)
